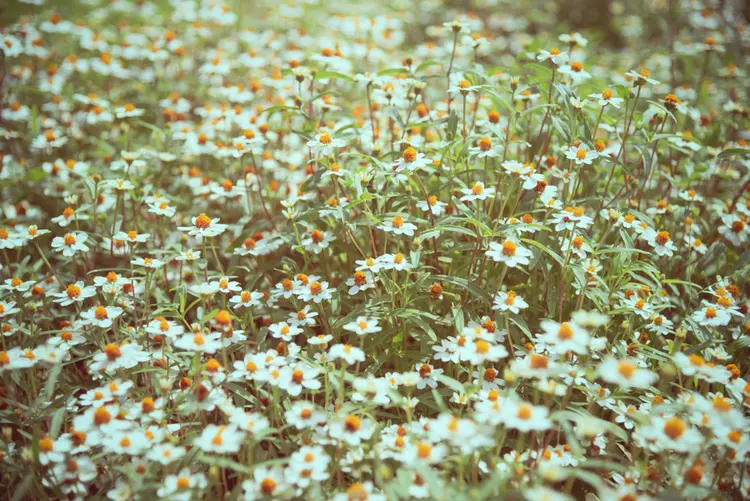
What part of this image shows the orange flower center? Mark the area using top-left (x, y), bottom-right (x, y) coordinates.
top-left (663, 417), bottom-right (686, 439)
top-left (194, 213), bottom-right (212, 229)
top-left (557, 323), bottom-right (574, 340)
top-left (403, 147), bottom-right (417, 163)
top-left (344, 414), bottom-right (361, 432)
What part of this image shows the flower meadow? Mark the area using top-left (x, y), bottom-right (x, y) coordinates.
top-left (1, 0), bottom-right (750, 499)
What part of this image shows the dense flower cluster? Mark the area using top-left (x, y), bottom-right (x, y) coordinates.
top-left (1, 0), bottom-right (750, 500)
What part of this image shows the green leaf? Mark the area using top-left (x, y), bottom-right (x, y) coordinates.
top-left (435, 275), bottom-right (492, 305)
top-left (432, 224), bottom-right (476, 238)
top-left (377, 67), bottom-right (408, 77)
top-left (446, 110), bottom-right (459, 141)
top-left (200, 308), bottom-right (220, 324)
top-left (524, 62), bottom-right (553, 80)
top-left (314, 71), bottom-right (355, 83)
top-left (415, 60), bottom-right (443, 73)
top-left (195, 454), bottom-right (249, 473)
top-left (522, 238), bottom-right (564, 265)
top-left (134, 119), bottom-right (164, 137)
top-left (262, 105), bottom-right (298, 118)
top-left (304, 90), bottom-right (341, 106)
top-left (717, 147), bottom-right (750, 159)
top-left (435, 374), bottom-right (465, 394)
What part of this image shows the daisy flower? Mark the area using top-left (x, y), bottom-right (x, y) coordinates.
top-left (393, 147), bottom-right (432, 172)
top-left (328, 414), bottom-right (375, 446)
top-left (112, 230), bottom-right (150, 244)
top-left (537, 319), bottom-right (590, 355)
top-left (329, 344), bottom-right (365, 365)
top-left (194, 424), bottom-right (244, 454)
top-left (307, 131), bottom-right (346, 156)
top-left (80, 305), bottom-right (123, 328)
top-left (460, 181), bottom-right (495, 202)
top-left (268, 321), bottom-right (302, 342)
top-left (278, 364), bottom-right (322, 396)
top-left (230, 290), bottom-right (264, 309)
top-left (486, 239), bottom-right (533, 268)
top-left (157, 469), bottom-right (208, 501)
top-left (501, 399), bottom-right (553, 431)
top-left (297, 280), bottom-right (334, 303)
top-left (537, 47), bottom-right (569, 65)
top-left (301, 229), bottom-right (335, 254)
top-left (378, 252), bottom-right (413, 271)
top-left (493, 290), bottom-right (529, 313)
top-left (51, 232), bottom-right (90, 257)
top-left (378, 215), bottom-right (417, 236)
top-left (345, 270), bottom-right (377, 295)
top-left (178, 213), bottom-right (228, 238)
top-left (598, 357), bottom-right (657, 388)
top-left (416, 195), bottom-right (448, 216)
top-left (53, 281), bottom-right (96, 306)
top-left (558, 61), bottom-right (591, 83)
top-left (343, 316), bottom-right (382, 336)
top-left (565, 144), bottom-right (598, 165)
top-left (643, 229), bottom-right (678, 257)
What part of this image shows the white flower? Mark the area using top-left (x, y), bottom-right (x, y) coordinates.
top-left (194, 424), bottom-right (244, 454)
top-left (81, 305), bottom-right (123, 328)
top-left (22, 225), bottom-right (50, 240)
top-left (343, 316), bottom-right (382, 336)
top-left (178, 213), bottom-right (228, 239)
top-left (718, 214), bottom-right (748, 246)
top-left (132, 256), bottom-right (165, 269)
top-left (565, 144), bottom-right (598, 165)
top-left (691, 302), bottom-right (732, 327)
top-left (301, 229), bottom-right (335, 254)
top-left (297, 280), bottom-right (334, 303)
top-left (537, 319), bottom-right (590, 355)
top-left (307, 131), bottom-right (346, 156)
top-left (113, 230), bottom-right (150, 243)
top-left (89, 342), bottom-right (149, 372)
top-left (174, 332), bottom-right (223, 354)
top-left (157, 469), bottom-right (208, 501)
top-left (114, 103), bottom-right (144, 119)
top-left (212, 276), bottom-right (242, 294)
top-left (537, 48), bottom-right (569, 66)
top-left (53, 281), bottom-right (96, 306)
top-left (485, 239), bottom-right (533, 268)
top-left (51, 232), bottom-right (90, 257)
top-left (493, 290), bottom-right (529, 313)
top-left (378, 252), bottom-right (413, 271)
top-left (268, 321), bottom-right (302, 342)
top-left (416, 196), bottom-right (448, 216)
top-left (175, 249), bottom-right (201, 261)
top-left (230, 290), bottom-right (264, 309)
top-left (626, 69), bottom-right (660, 85)
top-left (598, 358), bottom-right (657, 388)
top-left (393, 147), bottom-right (432, 172)
top-left (643, 229), bottom-right (678, 257)
top-left (460, 182), bottom-right (495, 202)
top-left (558, 32), bottom-right (588, 47)
top-left (345, 271), bottom-right (377, 295)
top-left (558, 62), bottom-right (591, 83)
top-left (328, 343), bottom-right (365, 365)
top-left (328, 414), bottom-right (375, 446)
top-left (500, 399), bottom-right (553, 431)
top-left (588, 89), bottom-right (624, 108)
top-left (378, 215), bottom-right (417, 236)
top-left (278, 364), bottom-right (322, 396)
